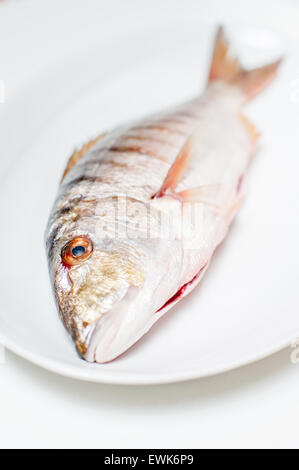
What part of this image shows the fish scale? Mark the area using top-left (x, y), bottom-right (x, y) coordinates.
top-left (46, 26), bottom-right (282, 363)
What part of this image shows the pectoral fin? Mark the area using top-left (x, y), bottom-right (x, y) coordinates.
top-left (155, 135), bottom-right (196, 198)
top-left (177, 184), bottom-right (221, 207)
top-left (155, 136), bottom-right (194, 197)
top-left (155, 133), bottom-right (223, 209)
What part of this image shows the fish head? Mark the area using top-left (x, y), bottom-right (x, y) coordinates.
top-left (47, 218), bottom-right (183, 363)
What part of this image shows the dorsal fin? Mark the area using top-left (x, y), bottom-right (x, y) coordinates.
top-left (239, 112), bottom-right (260, 149)
top-left (61, 133), bottom-right (106, 181)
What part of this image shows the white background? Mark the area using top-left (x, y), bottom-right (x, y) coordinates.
top-left (0, 0), bottom-right (299, 449)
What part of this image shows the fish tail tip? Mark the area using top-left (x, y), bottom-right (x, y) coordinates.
top-left (208, 25), bottom-right (283, 102)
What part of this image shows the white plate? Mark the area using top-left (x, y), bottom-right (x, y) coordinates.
top-left (0, 19), bottom-right (298, 384)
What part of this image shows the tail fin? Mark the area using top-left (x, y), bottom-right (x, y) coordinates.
top-left (208, 26), bottom-right (282, 102)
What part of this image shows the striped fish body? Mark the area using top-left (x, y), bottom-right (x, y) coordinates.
top-left (46, 27), bottom-right (281, 363)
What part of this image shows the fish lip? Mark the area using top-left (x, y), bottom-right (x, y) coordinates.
top-left (74, 322), bottom-right (97, 358)
top-left (82, 317), bottom-right (120, 363)
top-left (82, 286), bottom-right (141, 364)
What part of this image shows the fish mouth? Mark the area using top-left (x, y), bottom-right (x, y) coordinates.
top-left (81, 266), bottom-right (209, 364)
top-left (83, 286), bottom-right (143, 363)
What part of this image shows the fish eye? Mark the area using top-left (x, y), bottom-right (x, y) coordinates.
top-left (62, 236), bottom-right (93, 267)
top-left (72, 245), bottom-right (86, 257)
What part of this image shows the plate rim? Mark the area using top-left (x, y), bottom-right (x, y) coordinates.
top-left (0, 20), bottom-right (298, 385)
top-left (0, 332), bottom-right (293, 384)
